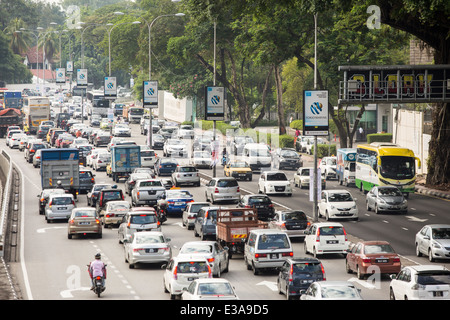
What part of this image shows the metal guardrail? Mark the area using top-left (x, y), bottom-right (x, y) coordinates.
top-left (0, 150), bottom-right (12, 258)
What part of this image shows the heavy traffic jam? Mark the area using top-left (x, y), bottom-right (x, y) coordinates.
top-left (1, 90), bottom-right (450, 301)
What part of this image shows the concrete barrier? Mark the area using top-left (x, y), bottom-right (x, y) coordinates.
top-left (0, 150), bottom-right (12, 258)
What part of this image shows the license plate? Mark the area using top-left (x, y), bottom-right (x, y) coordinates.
top-left (175, 202), bottom-right (184, 206)
top-left (376, 259), bottom-right (388, 263)
top-left (327, 240), bottom-right (338, 244)
top-left (58, 207), bottom-right (67, 210)
top-left (434, 291), bottom-right (443, 297)
top-left (270, 253), bottom-right (278, 259)
top-left (145, 248), bottom-right (157, 253)
top-left (291, 225), bottom-right (301, 229)
top-left (79, 222), bottom-right (90, 225)
top-left (188, 277), bottom-right (198, 281)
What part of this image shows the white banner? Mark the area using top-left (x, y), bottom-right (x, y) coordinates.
top-left (77, 69), bottom-right (88, 87)
top-left (303, 90), bottom-right (329, 136)
top-left (143, 80), bottom-right (158, 107)
top-left (104, 77), bottom-right (117, 99)
top-left (56, 68), bottom-right (65, 84)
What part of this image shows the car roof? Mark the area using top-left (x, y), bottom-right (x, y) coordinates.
top-left (315, 281), bottom-right (355, 287)
top-left (172, 256), bottom-right (209, 263)
top-left (312, 222), bottom-right (344, 227)
top-left (49, 193), bottom-right (74, 198)
top-left (250, 228), bottom-right (289, 235)
top-left (192, 278), bottom-right (232, 284)
top-left (287, 257), bottom-right (321, 264)
top-left (407, 265), bottom-right (449, 272)
top-left (129, 208), bottom-right (156, 213)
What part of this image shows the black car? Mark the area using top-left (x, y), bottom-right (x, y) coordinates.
top-left (94, 132), bottom-right (111, 147)
top-left (154, 158), bottom-right (178, 176)
top-left (87, 184), bottom-right (113, 207)
top-left (96, 186), bottom-right (125, 214)
top-left (277, 257), bottom-right (326, 300)
top-left (273, 148), bottom-right (303, 170)
top-left (237, 194), bottom-right (275, 221)
top-left (79, 166), bottom-right (96, 194)
top-left (152, 134), bottom-right (165, 150)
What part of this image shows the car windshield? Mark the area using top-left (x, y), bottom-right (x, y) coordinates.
top-left (321, 286), bottom-right (359, 299)
top-left (380, 156), bottom-right (415, 180)
top-left (432, 228), bottom-right (450, 239)
top-left (194, 151), bottom-right (210, 158)
top-left (364, 244), bottom-right (395, 254)
top-left (168, 140), bottom-right (184, 145)
top-left (229, 162), bottom-right (247, 168)
top-left (130, 214), bottom-right (157, 224)
top-left (281, 150), bottom-right (298, 158)
top-left (326, 158), bottom-right (337, 166)
top-left (328, 193), bottom-right (353, 202)
top-left (42, 189), bottom-right (66, 197)
top-left (250, 149), bottom-right (270, 157)
top-left (180, 244), bottom-right (213, 254)
top-left (301, 169), bottom-right (310, 176)
top-left (267, 173), bottom-right (288, 181)
top-left (282, 211), bottom-right (307, 221)
top-left (51, 197), bottom-right (73, 205)
top-left (134, 233), bottom-right (165, 244)
top-left (198, 283), bottom-right (234, 295)
top-left (378, 188), bottom-right (403, 197)
top-left (177, 261), bottom-right (210, 274)
top-left (257, 234), bottom-right (290, 250)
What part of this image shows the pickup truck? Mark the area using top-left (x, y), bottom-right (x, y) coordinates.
top-left (130, 179), bottom-right (166, 207)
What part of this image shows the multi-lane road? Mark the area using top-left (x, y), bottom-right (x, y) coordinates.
top-left (2, 119), bottom-right (449, 301)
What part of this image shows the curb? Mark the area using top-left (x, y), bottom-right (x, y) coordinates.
top-left (414, 185), bottom-right (450, 200)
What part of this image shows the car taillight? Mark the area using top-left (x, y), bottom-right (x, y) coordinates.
top-left (320, 263), bottom-right (326, 280)
top-left (316, 228), bottom-right (320, 242)
top-left (137, 191), bottom-right (140, 199)
top-left (72, 200), bottom-right (76, 205)
top-left (282, 252), bottom-right (293, 257)
top-left (95, 219), bottom-right (101, 224)
top-left (237, 186), bottom-right (240, 192)
top-left (173, 266), bottom-right (178, 280)
top-left (207, 258), bottom-right (215, 263)
top-left (289, 264), bottom-right (294, 283)
top-left (30, 149), bottom-right (35, 153)
top-left (106, 213), bottom-right (115, 218)
top-left (48, 201), bottom-right (52, 208)
top-left (362, 258), bottom-right (371, 263)
top-left (255, 253), bottom-right (267, 260)
top-left (91, 178), bottom-right (95, 183)
top-left (208, 264), bottom-right (212, 278)
top-left (393, 257), bottom-right (400, 263)
top-left (343, 228), bottom-right (348, 241)
top-left (214, 188), bottom-right (219, 193)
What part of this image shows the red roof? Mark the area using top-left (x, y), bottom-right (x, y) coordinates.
top-left (30, 69), bottom-right (55, 80)
top-left (26, 45), bottom-right (44, 64)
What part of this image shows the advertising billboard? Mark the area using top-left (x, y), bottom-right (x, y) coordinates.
top-left (205, 86), bottom-right (225, 121)
top-left (303, 90), bottom-right (329, 136)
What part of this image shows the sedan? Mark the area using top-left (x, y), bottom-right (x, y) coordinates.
top-left (192, 150), bottom-right (212, 169)
top-left (154, 158), bottom-right (178, 176)
top-left (389, 265), bottom-right (450, 300)
top-left (268, 210), bottom-right (310, 238)
top-left (178, 241), bottom-right (229, 277)
top-left (366, 186), bottom-right (408, 214)
top-left (182, 278), bottom-right (239, 300)
top-left (293, 167), bottom-right (326, 189)
top-left (92, 152), bottom-right (111, 171)
top-left (164, 139), bottom-right (188, 157)
top-left (124, 231), bottom-right (172, 269)
top-left (415, 224), bottom-right (450, 262)
top-left (318, 189), bottom-right (358, 221)
top-left (300, 281), bottom-right (363, 300)
top-left (99, 200), bottom-right (131, 228)
top-left (160, 189), bottom-right (194, 214)
top-left (67, 207), bottom-right (102, 239)
top-left (113, 123), bottom-right (131, 137)
top-left (345, 241), bottom-right (402, 279)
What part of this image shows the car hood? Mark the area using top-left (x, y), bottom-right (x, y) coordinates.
top-left (380, 196), bottom-right (405, 204)
top-left (329, 201), bottom-right (356, 208)
top-left (229, 167), bottom-right (251, 172)
top-left (264, 181), bottom-right (290, 186)
top-left (435, 239), bottom-right (450, 247)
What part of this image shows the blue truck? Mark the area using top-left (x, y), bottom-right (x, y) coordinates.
top-left (40, 148), bottom-right (80, 197)
top-left (110, 145), bottom-right (141, 182)
top-left (4, 91), bottom-right (23, 109)
top-left (336, 148), bottom-right (357, 187)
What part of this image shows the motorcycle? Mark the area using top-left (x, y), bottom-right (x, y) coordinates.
top-left (156, 200), bottom-right (168, 224)
top-left (87, 264), bottom-right (107, 297)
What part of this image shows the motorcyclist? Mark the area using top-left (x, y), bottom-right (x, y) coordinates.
top-left (88, 253), bottom-right (107, 290)
top-left (222, 148), bottom-right (227, 166)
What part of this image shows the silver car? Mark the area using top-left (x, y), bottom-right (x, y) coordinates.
top-left (172, 165), bottom-right (200, 187)
top-left (45, 193), bottom-right (75, 223)
top-left (118, 209), bottom-right (161, 244)
top-left (366, 186), bottom-right (408, 214)
top-left (178, 241), bottom-right (229, 277)
top-left (124, 231), bottom-right (172, 268)
top-left (100, 200), bottom-right (131, 228)
top-left (415, 224), bottom-right (450, 262)
top-left (33, 149), bottom-right (42, 168)
top-left (182, 202), bottom-right (210, 230)
top-left (205, 177), bottom-right (240, 204)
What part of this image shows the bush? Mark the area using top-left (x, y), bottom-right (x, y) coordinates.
top-left (290, 120), bottom-right (303, 130)
top-left (366, 133), bottom-right (393, 144)
top-left (279, 134), bottom-right (295, 148)
top-left (310, 144), bottom-right (337, 158)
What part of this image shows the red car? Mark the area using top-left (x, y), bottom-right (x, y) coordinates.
top-left (345, 241), bottom-right (401, 279)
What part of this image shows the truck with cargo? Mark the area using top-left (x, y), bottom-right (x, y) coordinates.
top-left (123, 105), bottom-right (144, 123)
top-left (4, 91), bottom-right (23, 109)
top-left (336, 148), bottom-right (357, 187)
top-left (0, 108), bottom-right (22, 138)
top-left (216, 208), bottom-right (268, 259)
top-left (40, 148), bottom-right (80, 198)
top-left (110, 145), bottom-right (141, 182)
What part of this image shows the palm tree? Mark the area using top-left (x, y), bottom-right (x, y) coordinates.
top-left (3, 18), bottom-right (30, 55)
top-left (38, 30), bottom-right (58, 69)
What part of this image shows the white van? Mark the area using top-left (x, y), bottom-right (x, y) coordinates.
top-left (139, 145), bottom-right (157, 167)
top-left (242, 143), bottom-right (271, 172)
top-left (244, 229), bottom-right (293, 275)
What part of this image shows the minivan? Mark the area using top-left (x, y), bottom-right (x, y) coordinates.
top-left (45, 193), bottom-right (76, 223)
top-left (244, 229), bottom-right (294, 275)
top-left (205, 177), bottom-right (240, 204)
top-left (242, 143), bottom-right (271, 172)
top-left (193, 206), bottom-right (219, 240)
top-left (118, 208), bottom-right (160, 243)
top-left (139, 145), bottom-right (157, 167)
top-left (304, 222), bottom-right (349, 258)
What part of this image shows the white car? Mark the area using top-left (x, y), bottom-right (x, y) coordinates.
top-left (86, 149), bottom-right (109, 167)
top-left (92, 152), bottom-right (111, 171)
top-left (182, 278), bottom-right (239, 300)
top-left (164, 139), bottom-right (188, 157)
top-left (191, 151), bottom-right (212, 169)
top-left (72, 138), bottom-right (89, 148)
top-left (415, 224), bottom-right (450, 262)
top-left (139, 145), bottom-right (157, 167)
top-left (163, 256), bottom-right (212, 299)
top-left (113, 123), bottom-right (131, 137)
top-left (9, 133), bottom-right (27, 148)
top-left (293, 167), bottom-right (326, 189)
top-left (124, 231), bottom-right (172, 269)
top-left (318, 189), bottom-right (358, 221)
top-left (319, 156), bottom-right (337, 180)
top-left (258, 171), bottom-right (292, 196)
top-left (389, 265), bottom-right (450, 300)
top-left (300, 281), bottom-right (363, 300)
top-left (304, 222), bottom-right (349, 258)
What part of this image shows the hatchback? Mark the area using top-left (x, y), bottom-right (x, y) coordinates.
top-left (193, 207), bottom-right (219, 240)
top-left (389, 265), bottom-right (450, 300)
top-left (124, 231), bottom-right (172, 268)
top-left (163, 256), bottom-right (212, 299)
top-left (178, 241), bottom-right (230, 277)
top-left (172, 166), bottom-right (200, 187)
top-left (67, 207), bottom-right (102, 239)
top-left (318, 189), bottom-right (358, 221)
top-left (277, 257), bottom-right (326, 300)
top-left (45, 194), bottom-right (76, 223)
top-left (415, 224), bottom-right (450, 262)
top-left (182, 278), bottom-right (239, 300)
top-left (237, 194), bottom-right (274, 221)
top-left (304, 222), bottom-right (349, 258)
top-left (205, 177), bottom-right (240, 204)
top-left (366, 186), bottom-right (408, 214)
top-left (182, 202), bottom-right (210, 230)
top-left (86, 184), bottom-right (113, 207)
top-left (38, 188), bottom-right (67, 215)
top-left (269, 210), bottom-right (310, 238)
top-left (118, 208), bottom-right (160, 244)
top-left (155, 158), bottom-right (178, 176)
top-left (100, 200), bottom-right (131, 228)
top-left (345, 241), bottom-right (402, 279)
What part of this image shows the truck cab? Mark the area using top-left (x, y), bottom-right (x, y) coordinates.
top-left (336, 148), bottom-right (357, 187)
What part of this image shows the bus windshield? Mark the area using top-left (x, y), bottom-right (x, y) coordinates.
top-left (380, 156), bottom-right (415, 180)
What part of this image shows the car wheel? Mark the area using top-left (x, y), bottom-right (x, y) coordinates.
top-left (415, 243), bottom-right (422, 257)
top-left (389, 288), bottom-right (396, 300)
top-left (428, 248), bottom-right (435, 262)
top-left (366, 201), bottom-right (371, 211)
top-left (357, 266), bottom-right (365, 279)
top-left (345, 260), bottom-right (352, 274)
top-left (252, 262), bottom-right (260, 275)
top-left (375, 204), bottom-right (380, 215)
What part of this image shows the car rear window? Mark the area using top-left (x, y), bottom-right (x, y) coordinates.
top-left (52, 197), bottom-right (73, 205)
top-left (248, 196), bottom-right (271, 204)
top-left (80, 171), bottom-right (93, 178)
top-left (282, 211), bottom-right (307, 221)
top-left (180, 167), bottom-right (197, 172)
top-left (319, 226), bottom-right (345, 236)
top-left (416, 272), bottom-right (450, 285)
top-left (364, 244), bottom-right (395, 254)
top-left (190, 203), bottom-right (210, 213)
top-left (266, 173), bottom-right (288, 181)
top-left (73, 210), bottom-right (96, 218)
top-left (139, 180), bottom-right (162, 187)
top-left (103, 191), bottom-right (122, 200)
top-left (257, 233), bottom-right (290, 250)
top-left (130, 214), bottom-right (157, 224)
top-left (177, 261), bottom-right (210, 274)
top-left (217, 179), bottom-right (238, 187)
top-left (292, 262), bottom-right (323, 275)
